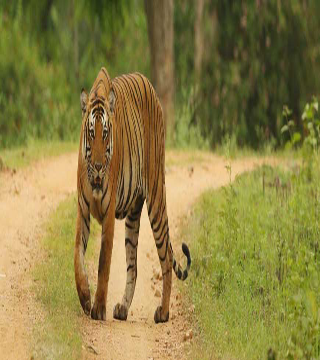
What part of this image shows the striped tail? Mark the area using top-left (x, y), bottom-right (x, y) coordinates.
top-left (172, 242), bottom-right (191, 281)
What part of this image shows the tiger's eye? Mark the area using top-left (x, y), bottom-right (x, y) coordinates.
top-left (89, 129), bottom-right (94, 138)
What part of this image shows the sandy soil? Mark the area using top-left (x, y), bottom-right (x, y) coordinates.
top-left (0, 151), bottom-right (277, 359)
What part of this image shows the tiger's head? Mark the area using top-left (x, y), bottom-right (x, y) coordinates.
top-left (80, 84), bottom-right (116, 200)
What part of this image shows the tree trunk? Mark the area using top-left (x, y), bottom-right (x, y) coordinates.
top-left (72, 0), bottom-right (79, 82)
top-left (144, 0), bottom-right (175, 143)
top-left (41, 0), bottom-right (54, 32)
top-left (194, 0), bottom-right (205, 83)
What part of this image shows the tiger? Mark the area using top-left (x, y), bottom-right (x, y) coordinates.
top-left (74, 67), bottom-right (191, 323)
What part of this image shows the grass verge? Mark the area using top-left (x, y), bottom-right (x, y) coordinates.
top-left (165, 149), bottom-right (209, 168)
top-left (33, 194), bottom-right (99, 359)
top-left (182, 162), bottom-right (320, 359)
top-left (0, 139), bottom-right (78, 170)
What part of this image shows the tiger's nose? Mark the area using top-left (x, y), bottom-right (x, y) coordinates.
top-left (95, 163), bottom-right (102, 172)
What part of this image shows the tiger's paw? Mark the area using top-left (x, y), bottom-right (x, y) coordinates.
top-left (91, 300), bottom-right (106, 321)
top-left (77, 286), bottom-right (91, 316)
top-left (113, 303), bottom-right (128, 321)
top-left (154, 306), bottom-right (169, 323)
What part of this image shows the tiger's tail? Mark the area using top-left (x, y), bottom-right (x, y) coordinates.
top-left (172, 242), bottom-right (191, 281)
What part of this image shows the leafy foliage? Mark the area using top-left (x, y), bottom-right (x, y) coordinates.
top-left (174, 87), bottom-right (208, 149)
top-left (0, 0), bottom-right (148, 148)
top-left (175, 1), bottom-right (320, 149)
top-left (0, 9), bottom-right (75, 147)
top-left (281, 105), bottom-right (301, 149)
top-left (281, 98), bottom-right (319, 152)
top-left (1, 0), bottom-right (320, 149)
top-left (301, 98), bottom-right (320, 153)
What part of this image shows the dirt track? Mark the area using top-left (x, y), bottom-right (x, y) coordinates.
top-left (0, 151), bottom-right (276, 359)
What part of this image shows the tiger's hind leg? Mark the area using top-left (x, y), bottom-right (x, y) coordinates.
top-left (147, 184), bottom-right (173, 323)
top-left (113, 197), bottom-right (144, 321)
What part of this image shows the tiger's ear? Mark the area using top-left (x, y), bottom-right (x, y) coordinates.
top-left (108, 88), bottom-right (116, 115)
top-left (80, 88), bottom-right (88, 116)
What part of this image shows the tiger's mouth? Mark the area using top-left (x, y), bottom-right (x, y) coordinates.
top-left (91, 176), bottom-right (103, 199)
top-left (92, 179), bottom-right (102, 189)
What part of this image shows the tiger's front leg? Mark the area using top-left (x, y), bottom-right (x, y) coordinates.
top-left (91, 200), bottom-right (116, 321)
top-left (74, 202), bottom-right (91, 315)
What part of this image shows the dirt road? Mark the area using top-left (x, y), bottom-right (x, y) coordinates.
top-left (0, 151), bottom-right (276, 359)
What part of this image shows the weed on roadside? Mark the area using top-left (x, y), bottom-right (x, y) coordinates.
top-left (0, 139), bottom-right (77, 170)
top-left (32, 194), bottom-right (99, 359)
top-left (182, 162), bottom-right (320, 359)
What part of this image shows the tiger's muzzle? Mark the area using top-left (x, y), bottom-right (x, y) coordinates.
top-left (91, 163), bottom-right (104, 199)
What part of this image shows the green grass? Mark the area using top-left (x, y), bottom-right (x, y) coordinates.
top-left (33, 194), bottom-right (99, 359)
top-left (0, 139), bottom-right (78, 170)
top-left (215, 134), bottom-right (302, 161)
top-left (165, 149), bottom-right (209, 168)
top-left (182, 162), bottom-right (320, 359)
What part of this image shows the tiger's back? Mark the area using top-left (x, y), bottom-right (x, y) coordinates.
top-left (111, 73), bottom-right (166, 221)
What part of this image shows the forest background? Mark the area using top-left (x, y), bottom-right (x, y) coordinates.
top-left (0, 0), bottom-right (319, 150)
top-left (1, 2), bottom-right (320, 358)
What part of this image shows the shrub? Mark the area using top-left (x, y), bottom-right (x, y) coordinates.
top-left (174, 1), bottom-right (320, 149)
top-left (0, 12), bottom-right (79, 148)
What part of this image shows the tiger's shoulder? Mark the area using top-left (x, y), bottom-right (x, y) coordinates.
top-left (112, 72), bottom-right (159, 114)
top-left (112, 72), bottom-right (148, 84)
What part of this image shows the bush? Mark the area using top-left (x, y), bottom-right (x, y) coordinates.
top-left (183, 164), bottom-right (320, 359)
top-left (0, 1), bottom-right (149, 149)
top-left (0, 12), bottom-right (79, 147)
top-left (174, 1), bottom-right (320, 149)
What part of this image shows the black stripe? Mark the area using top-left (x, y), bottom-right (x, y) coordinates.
top-left (82, 234), bottom-right (88, 252)
top-left (127, 214), bottom-right (138, 223)
top-left (125, 237), bottom-right (137, 248)
top-left (131, 200), bottom-right (144, 217)
top-left (125, 222), bottom-right (134, 230)
top-left (127, 264), bottom-right (134, 272)
top-left (101, 181), bottom-right (109, 204)
top-left (159, 238), bottom-right (169, 262)
top-left (156, 227), bottom-right (169, 249)
top-left (156, 226), bottom-right (169, 247)
top-left (152, 203), bottom-right (166, 230)
top-left (101, 67), bottom-right (109, 78)
top-left (82, 214), bottom-right (90, 233)
top-left (80, 181), bottom-right (89, 209)
top-left (155, 218), bottom-right (167, 241)
top-left (78, 198), bottom-right (90, 233)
